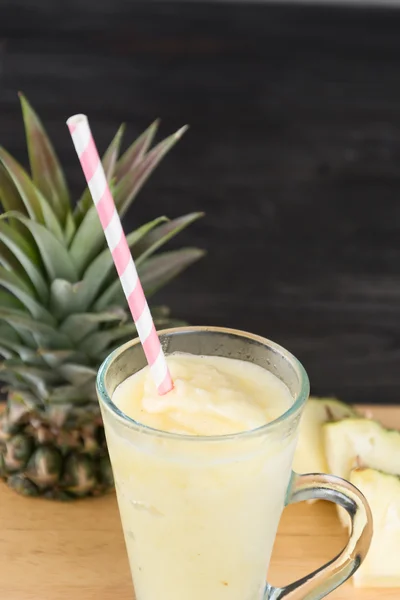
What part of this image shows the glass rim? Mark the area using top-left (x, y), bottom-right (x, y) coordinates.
top-left (96, 325), bottom-right (310, 442)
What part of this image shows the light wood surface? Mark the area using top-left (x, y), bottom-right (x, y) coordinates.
top-left (0, 405), bottom-right (398, 600)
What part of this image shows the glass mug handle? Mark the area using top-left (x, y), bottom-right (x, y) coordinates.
top-left (267, 472), bottom-right (373, 599)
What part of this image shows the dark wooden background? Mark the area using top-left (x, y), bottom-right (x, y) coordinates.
top-left (1, 1), bottom-right (400, 404)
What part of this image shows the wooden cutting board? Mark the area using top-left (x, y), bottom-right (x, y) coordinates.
top-left (0, 405), bottom-right (398, 600)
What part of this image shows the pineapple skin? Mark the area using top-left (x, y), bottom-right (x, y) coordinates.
top-left (0, 95), bottom-right (204, 500)
top-left (0, 392), bottom-right (113, 499)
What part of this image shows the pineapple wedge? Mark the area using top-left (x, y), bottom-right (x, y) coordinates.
top-left (324, 417), bottom-right (400, 529)
top-left (324, 418), bottom-right (400, 481)
top-left (293, 396), bottom-right (357, 474)
top-left (350, 468), bottom-right (400, 588)
top-left (298, 405), bottom-right (400, 586)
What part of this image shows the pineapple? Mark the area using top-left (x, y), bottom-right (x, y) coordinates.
top-left (294, 397), bottom-right (400, 586)
top-left (324, 418), bottom-right (400, 483)
top-left (0, 94), bottom-right (204, 500)
top-left (293, 396), bottom-right (358, 474)
top-left (350, 468), bottom-right (400, 588)
top-left (324, 417), bottom-right (400, 526)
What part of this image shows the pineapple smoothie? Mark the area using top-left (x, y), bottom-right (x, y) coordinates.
top-left (103, 352), bottom-right (297, 600)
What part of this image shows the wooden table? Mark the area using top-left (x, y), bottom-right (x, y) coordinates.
top-left (0, 406), bottom-right (398, 600)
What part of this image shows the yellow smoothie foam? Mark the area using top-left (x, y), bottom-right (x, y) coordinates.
top-left (112, 353), bottom-right (293, 435)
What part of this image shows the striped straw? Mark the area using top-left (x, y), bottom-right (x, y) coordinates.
top-left (67, 114), bottom-right (173, 395)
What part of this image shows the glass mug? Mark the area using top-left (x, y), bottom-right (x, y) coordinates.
top-left (97, 327), bottom-right (372, 600)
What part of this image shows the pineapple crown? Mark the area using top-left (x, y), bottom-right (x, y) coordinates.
top-left (0, 94), bottom-right (204, 425)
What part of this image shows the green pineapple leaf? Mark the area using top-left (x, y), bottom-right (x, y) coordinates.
top-left (37, 348), bottom-right (86, 369)
top-left (49, 280), bottom-right (87, 320)
top-left (75, 124), bottom-right (126, 223)
top-left (79, 323), bottom-right (138, 357)
top-left (0, 370), bottom-right (30, 392)
top-left (64, 211), bottom-right (76, 246)
top-left (1, 360), bottom-right (61, 400)
top-left (96, 314), bottom-right (187, 363)
top-left (115, 119), bottom-right (159, 180)
top-left (70, 125), bottom-right (188, 276)
top-left (57, 364), bottom-right (97, 387)
top-left (0, 149), bottom-right (65, 242)
top-left (103, 124), bottom-right (126, 182)
top-left (68, 206), bottom-right (104, 276)
top-left (135, 212), bottom-right (204, 266)
top-left (46, 389), bottom-right (90, 406)
top-left (77, 216), bottom-right (168, 311)
top-left (2, 360), bottom-right (60, 385)
top-left (114, 126), bottom-right (188, 218)
top-left (0, 300), bottom-right (37, 351)
top-left (19, 93), bottom-right (71, 225)
top-left (0, 334), bottom-right (45, 365)
top-left (0, 148), bottom-right (43, 221)
top-left (125, 216), bottom-right (169, 248)
top-left (0, 345), bottom-right (15, 360)
top-left (0, 293), bottom-right (25, 319)
top-left (0, 292), bottom-right (44, 351)
top-left (0, 166), bottom-right (26, 215)
top-left (139, 248), bottom-right (205, 297)
top-left (59, 308), bottom-right (127, 344)
top-left (11, 328), bottom-right (36, 350)
top-left (0, 220), bottom-right (48, 302)
top-left (0, 308), bottom-right (73, 350)
top-left (0, 212), bottom-right (78, 282)
top-left (90, 279), bottom-right (122, 311)
top-left (0, 321), bottom-right (22, 343)
top-left (95, 247), bottom-right (204, 310)
top-left (0, 293), bottom-right (38, 350)
top-left (47, 381), bottom-right (97, 404)
top-left (0, 239), bottom-right (26, 275)
top-left (39, 195), bottom-right (65, 242)
top-left (0, 266), bottom-right (55, 325)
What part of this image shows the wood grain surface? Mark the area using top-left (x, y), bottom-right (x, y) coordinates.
top-left (1, 2), bottom-right (400, 404)
top-left (0, 405), bottom-right (398, 600)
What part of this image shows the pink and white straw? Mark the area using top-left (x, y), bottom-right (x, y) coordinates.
top-left (67, 114), bottom-right (173, 395)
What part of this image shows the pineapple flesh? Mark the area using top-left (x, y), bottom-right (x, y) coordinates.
top-left (292, 396), bottom-right (357, 474)
top-left (324, 417), bottom-right (400, 528)
top-left (324, 418), bottom-right (400, 482)
top-left (350, 468), bottom-right (400, 588)
top-left (0, 95), bottom-right (204, 499)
